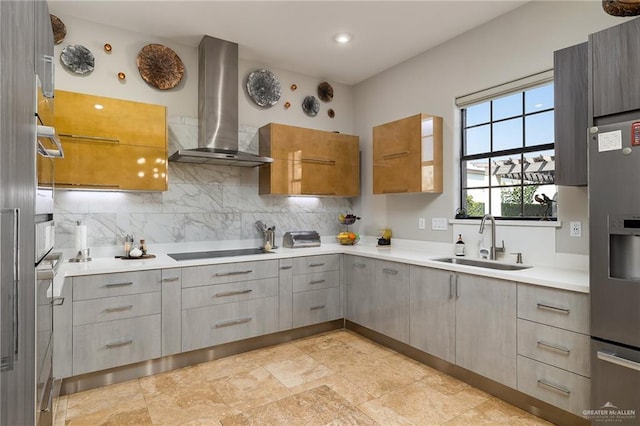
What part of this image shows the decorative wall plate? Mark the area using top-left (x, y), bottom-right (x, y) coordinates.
top-left (602, 0), bottom-right (640, 16)
top-left (50, 14), bottom-right (66, 45)
top-left (302, 96), bottom-right (320, 117)
top-left (328, 108), bottom-right (335, 118)
top-left (136, 44), bottom-right (185, 90)
top-left (60, 44), bottom-right (95, 75)
top-left (318, 81), bottom-right (334, 102)
top-left (246, 69), bottom-right (281, 107)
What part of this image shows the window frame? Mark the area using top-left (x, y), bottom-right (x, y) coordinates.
top-left (457, 75), bottom-right (556, 221)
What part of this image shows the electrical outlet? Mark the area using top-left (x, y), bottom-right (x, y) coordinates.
top-left (418, 217), bottom-right (426, 230)
top-left (570, 221), bottom-right (582, 237)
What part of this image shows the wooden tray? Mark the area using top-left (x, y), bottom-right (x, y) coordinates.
top-left (115, 254), bottom-right (156, 260)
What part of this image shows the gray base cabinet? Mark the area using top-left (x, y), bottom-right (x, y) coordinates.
top-left (409, 266), bottom-right (455, 363)
top-left (73, 315), bottom-right (161, 375)
top-left (67, 270), bottom-right (163, 376)
top-left (182, 296), bottom-right (279, 351)
top-left (345, 255), bottom-right (409, 344)
top-left (516, 283), bottom-right (591, 417)
top-left (455, 274), bottom-right (517, 388)
top-left (291, 255), bottom-right (341, 328)
top-left (409, 266), bottom-right (517, 388)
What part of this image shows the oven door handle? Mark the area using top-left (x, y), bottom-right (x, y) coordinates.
top-left (36, 252), bottom-right (63, 281)
top-left (597, 350), bottom-right (640, 372)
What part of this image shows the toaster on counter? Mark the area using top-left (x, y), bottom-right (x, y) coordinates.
top-left (282, 231), bottom-right (321, 248)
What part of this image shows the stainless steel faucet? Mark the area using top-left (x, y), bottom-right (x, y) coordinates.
top-left (479, 214), bottom-right (505, 260)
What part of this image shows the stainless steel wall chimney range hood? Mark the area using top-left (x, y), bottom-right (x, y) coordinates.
top-left (168, 36), bottom-right (273, 167)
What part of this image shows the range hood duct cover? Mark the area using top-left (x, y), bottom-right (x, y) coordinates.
top-left (168, 35), bottom-right (272, 167)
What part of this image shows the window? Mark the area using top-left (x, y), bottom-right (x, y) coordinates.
top-left (459, 76), bottom-right (556, 220)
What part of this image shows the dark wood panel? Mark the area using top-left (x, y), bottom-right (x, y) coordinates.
top-left (554, 42), bottom-right (588, 186)
top-left (591, 17), bottom-right (640, 118)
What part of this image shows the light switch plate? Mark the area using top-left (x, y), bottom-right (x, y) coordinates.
top-left (432, 217), bottom-right (448, 231)
top-left (418, 218), bottom-right (426, 230)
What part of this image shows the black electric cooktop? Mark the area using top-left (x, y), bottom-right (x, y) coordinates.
top-left (167, 248), bottom-right (268, 261)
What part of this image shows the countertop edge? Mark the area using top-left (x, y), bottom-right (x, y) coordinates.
top-left (52, 243), bottom-right (589, 298)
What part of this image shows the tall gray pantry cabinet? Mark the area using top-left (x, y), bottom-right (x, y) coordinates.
top-left (1, 0), bottom-right (52, 424)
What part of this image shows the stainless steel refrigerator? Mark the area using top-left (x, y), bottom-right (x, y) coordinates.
top-left (589, 120), bottom-right (640, 425)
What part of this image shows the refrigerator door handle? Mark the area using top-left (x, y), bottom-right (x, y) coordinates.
top-left (597, 350), bottom-right (640, 372)
top-left (1, 208), bottom-right (19, 372)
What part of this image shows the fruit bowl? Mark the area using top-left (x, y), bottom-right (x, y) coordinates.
top-left (337, 232), bottom-right (359, 245)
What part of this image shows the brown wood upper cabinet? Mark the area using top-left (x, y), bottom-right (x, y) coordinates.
top-left (50, 90), bottom-right (168, 191)
top-left (258, 123), bottom-right (359, 197)
top-left (373, 113), bottom-right (443, 194)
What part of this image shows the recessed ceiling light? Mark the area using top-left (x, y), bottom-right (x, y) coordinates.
top-left (334, 33), bottom-right (353, 44)
top-left (94, 104), bottom-right (104, 110)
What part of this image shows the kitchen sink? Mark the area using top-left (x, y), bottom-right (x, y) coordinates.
top-left (168, 248), bottom-right (269, 261)
top-left (431, 257), bottom-right (531, 271)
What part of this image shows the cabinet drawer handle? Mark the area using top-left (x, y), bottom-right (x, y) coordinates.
top-left (58, 133), bottom-right (120, 144)
top-left (310, 305), bottom-right (326, 310)
top-left (301, 192), bottom-right (337, 196)
top-left (537, 379), bottom-right (571, 396)
top-left (105, 338), bottom-right (134, 349)
top-left (383, 151), bottom-right (409, 160)
top-left (353, 263), bottom-right (367, 268)
top-left (56, 182), bottom-right (121, 189)
top-left (382, 188), bottom-right (408, 194)
top-left (104, 305), bottom-right (133, 313)
top-left (214, 289), bottom-right (253, 298)
top-left (105, 281), bottom-right (133, 288)
top-left (214, 270), bottom-right (252, 277)
top-left (536, 303), bottom-right (570, 315)
top-left (280, 265), bottom-right (293, 270)
top-left (309, 279), bottom-right (326, 285)
top-left (53, 297), bottom-right (65, 306)
top-left (309, 263), bottom-right (325, 267)
top-left (214, 317), bottom-right (252, 328)
top-left (382, 268), bottom-right (398, 275)
top-left (537, 340), bottom-right (571, 355)
top-left (162, 277), bottom-right (180, 282)
top-left (597, 350), bottom-right (640, 372)
top-left (302, 157), bottom-right (336, 165)
top-left (455, 275), bottom-right (460, 299)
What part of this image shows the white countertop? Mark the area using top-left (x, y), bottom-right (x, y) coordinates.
top-left (52, 240), bottom-right (589, 298)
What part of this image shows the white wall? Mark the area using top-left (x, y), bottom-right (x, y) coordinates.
top-left (353, 1), bottom-right (625, 256)
top-left (53, 16), bottom-right (354, 133)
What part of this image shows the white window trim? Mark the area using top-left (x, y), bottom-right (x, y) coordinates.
top-left (455, 69), bottom-right (554, 108)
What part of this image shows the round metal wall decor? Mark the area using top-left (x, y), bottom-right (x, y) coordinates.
top-left (602, 0), bottom-right (640, 16)
top-left (136, 44), bottom-right (185, 90)
top-left (318, 81), bottom-right (334, 102)
top-left (302, 95), bottom-right (320, 117)
top-left (246, 69), bottom-right (281, 107)
top-left (50, 14), bottom-right (66, 45)
top-left (60, 44), bottom-right (95, 75)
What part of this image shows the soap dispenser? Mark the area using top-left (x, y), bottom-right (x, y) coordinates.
top-left (455, 234), bottom-right (465, 256)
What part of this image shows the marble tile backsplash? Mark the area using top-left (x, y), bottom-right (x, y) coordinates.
top-left (54, 117), bottom-right (354, 250)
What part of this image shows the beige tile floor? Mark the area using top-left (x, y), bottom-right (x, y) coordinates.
top-left (54, 330), bottom-right (553, 425)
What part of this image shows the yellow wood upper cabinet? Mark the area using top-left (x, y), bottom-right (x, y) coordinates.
top-left (373, 113), bottom-right (443, 194)
top-left (258, 123), bottom-right (360, 197)
top-left (50, 90), bottom-right (168, 191)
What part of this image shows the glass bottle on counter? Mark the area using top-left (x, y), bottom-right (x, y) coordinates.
top-left (455, 234), bottom-right (465, 256)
